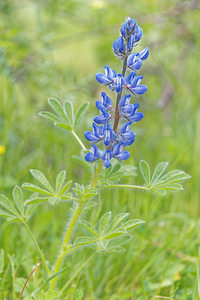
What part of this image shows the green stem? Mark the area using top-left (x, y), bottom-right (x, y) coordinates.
top-left (23, 221), bottom-right (50, 276)
top-left (50, 203), bottom-right (83, 289)
top-left (91, 161), bottom-right (103, 187)
top-left (60, 254), bottom-right (95, 295)
top-left (103, 184), bottom-right (149, 191)
top-left (72, 130), bottom-right (86, 150)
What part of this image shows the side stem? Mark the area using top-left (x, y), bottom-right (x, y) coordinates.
top-left (23, 221), bottom-right (50, 276)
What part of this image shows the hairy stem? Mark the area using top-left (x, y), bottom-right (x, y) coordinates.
top-left (50, 162), bottom-right (103, 290)
top-left (50, 203), bottom-right (83, 289)
top-left (23, 221), bottom-right (50, 276)
top-left (113, 57), bottom-right (128, 132)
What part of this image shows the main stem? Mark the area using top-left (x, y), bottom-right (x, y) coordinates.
top-left (50, 204), bottom-right (82, 289)
top-left (50, 162), bottom-right (102, 290)
top-left (113, 57), bottom-right (127, 132)
top-left (23, 221), bottom-right (50, 276)
top-left (50, 51), bottom-right (128, 291)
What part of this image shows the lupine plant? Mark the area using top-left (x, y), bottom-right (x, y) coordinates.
top-left (0, 17), bottom-right (190, 298)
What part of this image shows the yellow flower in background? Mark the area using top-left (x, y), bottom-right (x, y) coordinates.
top-left (0, 145), bottom-right (6, 155)
top-left (91, 0), bottom-right (107, 10)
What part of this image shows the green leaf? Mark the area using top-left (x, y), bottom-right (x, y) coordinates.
top-left (56, 170), bottom-right (66, 194)
top-left (109, 213), bottom-right (129, 232)
top-left (103, 228), bottom-right (127, 239)
top-left (107, 163), bottom-right (121, 178)
top-left (159, 170), bottom-right (191, 184)
top-left (153, 183), bottom-right (183, 191)
top-left (74, 236), bottom-right (98, 246)
top-left (109, 235), bottom-right (132, 248)
top-left (98, 211), bottom-right (111, 235)
top-left (25, 196), bottom-right (50, 206)
top-left (151, 162), bottom-right (168, 183)
top-left (59, 180), bottom-right (72, 197)
top-left (0, 194), bottom-right (19, 215)
top-left (80, 221), bottom-right (99, 237)
top-left (22, 183), bottom-right (54, 196)
top-left (0, 249), bottom-right (4, 273)
top-left (12, 185), bottom-right (24, 216)
top-left (123, 219), bottom-right (145, 231)
top-left (140, 160), bottom-right (151, 184)
top-left (48, 98), bottom-right (69, 123)
top-left (74, 102), bottom-right (89, 128)
top-left (64, 101), bottom-right (74, 126)
top-left (55, 123), bottom-right (72, 131)
top-left (39, 111), bottom-right (62, 124)
top-left (0, 209), bottom-right (14, 218)
top-left (30, 169), bottom-right (54, 193)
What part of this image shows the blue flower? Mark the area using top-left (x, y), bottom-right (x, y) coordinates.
top-left (103, 122), bottom-right (116, 146)
top-left (119, 122), bottom-right (135, 146)
top-left (96, 65), bottom-right (116, 86)
top-left (113, 36), bottom-right (125, 56)
top-left (125, 73), bottom-right (147, 95)
top-left (93, 106), bottom-right (111, 124)
top-left (119, 96), bottom-right (144, 123)
top-left (113, 143), bottom-right (130, 160)
top-left (96, 65), bottom-right (125, 93)
top-left (85, 144), bottom-right (101, 162)
top-left (127, 47), bottom-right (149, 71)
top-left (84, 123), bottom-right (104, 143)
top-left (101, 150), bottom-right (112, 168)
top-left (96, 92), bottom-right (112, 111)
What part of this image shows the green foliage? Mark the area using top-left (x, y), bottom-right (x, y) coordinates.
top-left (74, 212), bottom-right (145, 253)
top-left (0, 186), bottom-right (34, 222)
top-left (73, 183), bottom-right (97, 202)
top-left (23, 170), bottom-right (72, 205)
top-left (39, 98), bottom-right (89, 132)
top-left (99, 163), bottom-right (137, 184)
top-left (140, 160), bottom-right (191, 196)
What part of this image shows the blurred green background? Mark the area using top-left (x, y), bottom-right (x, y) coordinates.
top-left (0, 0), bottom-right (200, 299)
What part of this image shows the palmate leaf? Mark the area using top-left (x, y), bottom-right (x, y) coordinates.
top-left (140, 160), bottom-right (191, 195)
top-left (23, 169), bottom-right (72, 206)
top-left (40, 99), bottom-right (89, 140)
top-left (76, 211), bottom-right (145, 252)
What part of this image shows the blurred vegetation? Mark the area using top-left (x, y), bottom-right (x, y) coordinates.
top-left (0, 0), bottom-right (200, 299)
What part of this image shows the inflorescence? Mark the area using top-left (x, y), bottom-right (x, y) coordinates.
top-left (84, 17), bottom-right (149, 168)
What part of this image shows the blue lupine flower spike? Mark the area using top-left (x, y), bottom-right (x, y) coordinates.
top-left (85, 17), bottom-right (149, 168)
